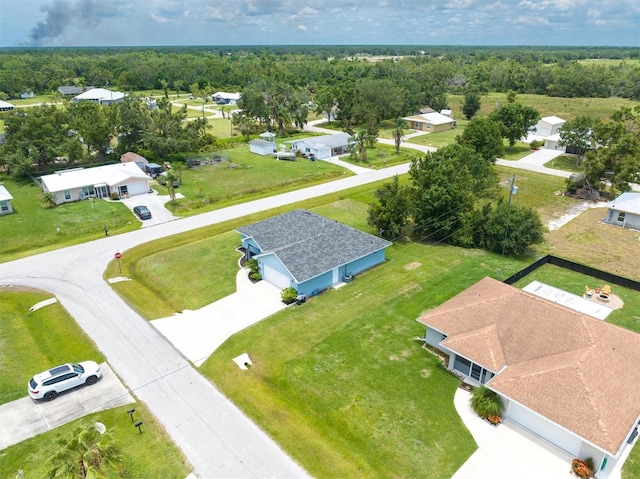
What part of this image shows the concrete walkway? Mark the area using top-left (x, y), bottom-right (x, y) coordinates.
top-left (152, 268), bottom-right (287, 366)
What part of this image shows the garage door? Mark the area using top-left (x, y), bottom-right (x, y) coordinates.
top-left (263, 264), bottom-right (291, 289)
top-left (127, 182), bottom-right (147, 196)
top-left (507, 402), bottom-right (583, 456)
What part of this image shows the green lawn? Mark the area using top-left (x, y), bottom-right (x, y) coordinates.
top-left (406, 121), bottom-right (467, 149)
top-left (0, 403), bottom-right (189, 478)
top-left (499, 142), bottom-right (534, 160)
top-left (341, 142), bottom-right (419, 169)
top-left (0, 289), bottom-right (104, 405)
top-left (8, 94), bottom-right (55, 106)
top-left (0, 176), bottom-right (139, 262)
top-left (544, 154), bottom-right (584, 173)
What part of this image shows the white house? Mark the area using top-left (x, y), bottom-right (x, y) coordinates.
top-left (527, 116), bottom-right (567, 150)
top-left (604, 192), bottom-right (640, 230)
top-left (418, 277), bottom-right (640, 474)
top-left (0, 185), bottom-right (14, 215)
top-left (40, 163), bottom-right (150, 204)
top-left (71, 88), bottom-right (125, 106)
top-left (402, 112), bottom-right (456, 133)
top-left (285, 133), bottom-right (353, 160)
top-left (212, 91), bottom-right (241, 105)
top-left (0, 100), bottom-right (15, 112)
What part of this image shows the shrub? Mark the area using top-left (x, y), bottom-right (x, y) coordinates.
top-left (249, 271), bottom-right (262, 281)
top-left (571, 458), bottom-right (594, 478)
top-left (529, 139), bottom-right (544, 150)
top-left (246, 258), bottom-right (259, 275)
top-left (470, 385), bottom-right (504, 420)
top-left (281, 287), bottom-right (298, 304)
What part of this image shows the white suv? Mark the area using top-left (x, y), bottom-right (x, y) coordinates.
top-left (28, 361), bottom-right (102, 401)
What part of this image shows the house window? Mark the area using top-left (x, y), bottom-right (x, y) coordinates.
top-left (0, 201), bottom-right (7, 212)
top-left (425, 123), bottom-right (432, 129)
top-left (63, 190), bottom-right (71, 200)
top-left (454, 356), bottom-right (471, 376)
top-left (81, 185), bottom-right (95, 196)
top-left (617, 212), bottom-right (626, 223)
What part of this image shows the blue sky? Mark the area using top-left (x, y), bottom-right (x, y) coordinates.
top-left (1, 0), bottom-right (638, 47)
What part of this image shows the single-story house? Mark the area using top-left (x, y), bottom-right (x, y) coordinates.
top-left (285, 133), bottom-right (353, 160)
top-left (237, 209), bottom-right (392, 297)
top-left (0, 185), bottom-right (14, 215)
top-left (71, 88), bottom-right (125, 106)
top-left (526, 116), bottom-right (567, 151)
top-left (120, 151), bottom-right (149, 170)
top-left (402, 112), bottom-right (456, 133)
top-left (212, 91), bottom-right (241, 105)
top-left (249, 132), bottom-right (277, 156)
top-left (0, 100), bottom-right (15, 112)
top-left (57, 86), bottom-right (90, 96)
top-left (418, 277), bottom-right (640, 472)
top-left (20, 91), bottom-right (35, 99)
top-left (40, 163), bottom-right (150, 204)
top-left (604, 192), bottom-right (640, 230)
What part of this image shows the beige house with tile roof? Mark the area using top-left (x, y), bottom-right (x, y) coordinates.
top-left (417, 277), bottom-right (640, 471)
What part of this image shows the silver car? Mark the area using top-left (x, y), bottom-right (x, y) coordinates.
top-left (28, 361), bottom-right (102, 401)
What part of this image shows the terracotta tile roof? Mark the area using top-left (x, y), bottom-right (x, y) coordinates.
top-left (417, 277), bottom-right (640, 455)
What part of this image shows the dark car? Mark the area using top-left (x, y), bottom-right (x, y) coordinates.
top-left (133, 205), bottom-right (152, 220)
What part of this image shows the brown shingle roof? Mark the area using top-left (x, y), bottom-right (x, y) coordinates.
top-left (417, 277), bottom-right (640, 455)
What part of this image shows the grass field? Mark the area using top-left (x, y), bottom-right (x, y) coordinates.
top-left (543, 154), bottom-right (584, 173)
top-left (446, 93), bottom-right (639, 122)
top-left (576, 59), bottom-right (640, 67)
top-left (545, 207), bottom-right (640, 282)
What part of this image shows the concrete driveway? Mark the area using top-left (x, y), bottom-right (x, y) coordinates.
top-left (0, 363), bottom-right (134, 449)
top-left (120, 189), bottom-right (182, 227)
top-left (152, 268), bottom-right (287, 366)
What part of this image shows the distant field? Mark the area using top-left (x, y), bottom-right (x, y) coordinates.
top-left (447, 93), bottom-right (639, 122)
top-left (576, 58), bottom-right (640, 67)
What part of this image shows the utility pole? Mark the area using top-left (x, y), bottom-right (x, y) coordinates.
top-left (501, 175), bottom-right (517, 258)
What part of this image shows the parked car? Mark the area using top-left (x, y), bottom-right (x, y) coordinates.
top-left (133, 205), bottom-right (152, 220)
top-left (28, 361), bottom-right (102, 401)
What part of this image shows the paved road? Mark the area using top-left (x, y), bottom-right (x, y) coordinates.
top-left (0, 164), bottom-right (410, 478)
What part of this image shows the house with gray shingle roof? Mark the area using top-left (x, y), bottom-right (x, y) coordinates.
top-left (237, 209), bottom-right (392, 296)
top-left (417, 276), bottom-right (640, 472)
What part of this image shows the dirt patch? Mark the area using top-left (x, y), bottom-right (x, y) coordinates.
top-left (404, 262), bottom-right (422, 270)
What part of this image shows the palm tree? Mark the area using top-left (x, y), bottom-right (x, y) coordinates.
top-left (41, 191), bottom-right (57, 208)
top-left (352, 129), bottom-right (371, 163)
top-left (391, 117), bottom-right (408, 153)
top-left (46, 422), bottom-right (125, 479)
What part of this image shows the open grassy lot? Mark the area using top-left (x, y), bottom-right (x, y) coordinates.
top-left (0, 288), bottom-right (189, 476)
top-left (162, 143), bottom-right (348, 216)
top-left (406, 121), bottom-right (467, 148)
top-left (0, 403), bottom-right (190, 478)
top-left (447, 93), bottom-right (639, 122)
top-left (576, 59), bottom-right (640, 67)
top-left (207, 117), bottom-right (233, 137)
top-left (0, 176), bottom-right (139, 262)
top-left (9, 94), bottom-right (55, 106)
top-left (0, 289), bottom-right (104, 405)
top-left (545, 207), bottom-right (640, 281)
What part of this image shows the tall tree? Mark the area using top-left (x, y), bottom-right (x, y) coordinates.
top-left (559, 116), bottom-right (596, 165)
top-left (391, 117), bottom-right (408, 153)
top-left (462, 89), bottom-right (481, 119)
top-left (115, 95), bottom-right (152, 154)
top-left (409, 145), bottom-right (476, 241)
top-left (68, 101), bottom-right (117, 158)
top-left (368, 175), bottom-right (412, 239)
top-left (456, 116), bottom-right (503, 162)
top-left (490, 103), bottom-right (539, 149)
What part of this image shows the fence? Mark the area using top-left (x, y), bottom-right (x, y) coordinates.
top-left (504, 255), bottom-right (640, 292)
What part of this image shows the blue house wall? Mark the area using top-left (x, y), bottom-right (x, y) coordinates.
top-left (259, 254), bottom-right (293, 289)
top-left (294, 270), bottom-right (333, 297)
top-left (346, 249), bottom-right (386, 276)
top-left (240, 235), bottom-right (262, 259)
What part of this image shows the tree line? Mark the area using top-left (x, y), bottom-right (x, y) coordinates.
top-left (0, 46), bottom-right (639, 101)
